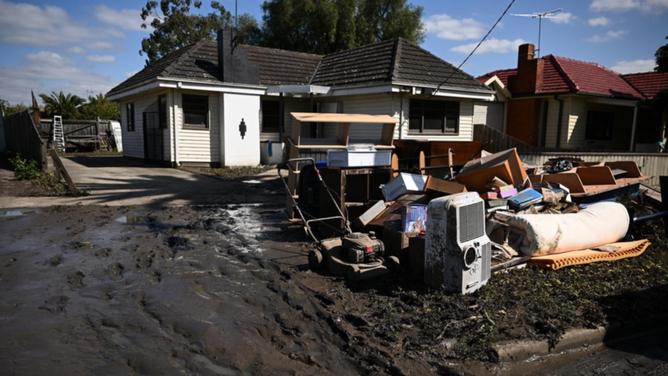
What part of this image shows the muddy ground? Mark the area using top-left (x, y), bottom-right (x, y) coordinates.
top-left (1, 176), bottom-right (668, 374)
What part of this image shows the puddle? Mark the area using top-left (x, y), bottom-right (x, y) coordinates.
top-left (114, 215), bottom-right (145, 224)
top-left (242, 180), bottom-right (262, 184)
top-left (0, 209), bottom-right (38, 217)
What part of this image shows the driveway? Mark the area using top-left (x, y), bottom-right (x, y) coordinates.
top-left (0, 155), bottom-right (280, 208)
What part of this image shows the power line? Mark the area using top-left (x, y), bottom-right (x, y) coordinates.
top-left (432, 0), bottom-right (518, 96)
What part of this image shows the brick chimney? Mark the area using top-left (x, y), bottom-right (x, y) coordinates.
top-left (509, 43), bottom-right (544, 94)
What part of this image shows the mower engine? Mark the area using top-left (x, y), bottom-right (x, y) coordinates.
top-left (342, 232), bottom-right (385, 264)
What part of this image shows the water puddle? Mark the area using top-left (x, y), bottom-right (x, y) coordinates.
top-left (0, 209), bottom-right (38, 217)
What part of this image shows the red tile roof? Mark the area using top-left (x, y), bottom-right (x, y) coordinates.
top-left (478, 55), bottom-right (643, 99)
top-left (622, 71), bottom-right (668, 99)
top-left (477, 68), bottom-right (516, 86)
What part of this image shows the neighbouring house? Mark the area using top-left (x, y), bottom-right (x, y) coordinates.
top-left (478, 43), bottom-right (662, 152)
top-left (621, 71), bottom-right (668, 152)
top-left (106, 30), bottom-right (494, 166)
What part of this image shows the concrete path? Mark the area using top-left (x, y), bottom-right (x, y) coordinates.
top-left (0, 155), bottom-right (279, 208)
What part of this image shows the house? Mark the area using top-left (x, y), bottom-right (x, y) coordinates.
top-left (621, 71), bottom-right (668, 152)
top-left (106, 30), bottom-right (494, 166)
top-left (478, 43), bottom-right (649, 151)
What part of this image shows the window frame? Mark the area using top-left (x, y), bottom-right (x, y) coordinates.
top-left (260, 99), bottom-right (280, 133)
top-left (182, 94), bottom-right (209, 130)
top-left (585, 110), bottom-right (614, 141)
top-left (126, 102), bottom-right (135, 132)
top-left (408, 99), bottom-right (460, 135)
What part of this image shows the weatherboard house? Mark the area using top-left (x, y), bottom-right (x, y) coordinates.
top-left (107, 30), bottom-right (494, 166)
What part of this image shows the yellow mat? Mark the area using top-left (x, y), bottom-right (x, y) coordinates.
top-left (529, 240), bottom-right (651, 270)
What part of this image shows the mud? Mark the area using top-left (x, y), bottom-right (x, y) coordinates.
top-left (1, 189), bottom-right (667, 374)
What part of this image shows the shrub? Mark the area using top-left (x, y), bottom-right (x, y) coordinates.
top-left (9, 155), bottom-right (41, 180)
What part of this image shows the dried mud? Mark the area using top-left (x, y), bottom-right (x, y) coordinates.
top-left (1, 196), bottom-right (667, 374)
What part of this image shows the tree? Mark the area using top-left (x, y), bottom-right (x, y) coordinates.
top-left (80, 94), bottom-right (120, 120)
top-left (0, 99), bottom-right (27, 117)
top-left (656, 35), bottom-right (668, 73)
top-left (140, 0), bottom-right (259, 65)
top-left (261, 0), bottom-right (425, 54)
top-left (39, 91), bottom-right (85, 119)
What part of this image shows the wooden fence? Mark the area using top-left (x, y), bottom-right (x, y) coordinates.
top-left (473, 123), bottom-right (537, 154)
top-left (2, 110), bottom-right (47, 170)
top-left (39, 119), bottom-right (114, 150)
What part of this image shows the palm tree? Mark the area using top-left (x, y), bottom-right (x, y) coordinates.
top-left (39, 91), bottom-right (85, 119)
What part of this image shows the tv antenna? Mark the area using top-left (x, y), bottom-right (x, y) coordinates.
top-left (512, 8), bottom-right (562, 57)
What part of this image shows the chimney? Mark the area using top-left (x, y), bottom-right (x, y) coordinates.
top-left (517, 43), bottom-right (535, 70)
top-left (217, 28), bottom-right (224, 81)
top-left (509, 43), bottom-right (543, 94)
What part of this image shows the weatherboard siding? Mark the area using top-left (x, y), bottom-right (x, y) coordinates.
top-left (174, 92), bottom-right (220, 163)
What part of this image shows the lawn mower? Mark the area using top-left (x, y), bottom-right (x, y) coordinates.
top-left (278, 158), bottom-right (398, 280)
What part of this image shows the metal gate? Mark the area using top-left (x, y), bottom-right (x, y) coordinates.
top-left (142, 112), bottom-right (164, 161)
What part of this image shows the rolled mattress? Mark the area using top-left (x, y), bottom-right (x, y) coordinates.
top-left (506, 201), bottom-right (630, 256)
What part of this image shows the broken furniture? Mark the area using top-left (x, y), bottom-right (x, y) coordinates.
top-left (284, 112), bottom-right (397, 219)
top-left (391, 140), bottom-right (482, 177)
top-left (534, 161), bottom-right (649, 203)
top-left (455, 148), bottom-right (529, 192)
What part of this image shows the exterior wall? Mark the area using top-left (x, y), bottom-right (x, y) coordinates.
top-left (506, 98), bottom-right (541, 146)
top-left (222, 93), bottom-right (260, 166)
top-left (119, 95), bottom-right (157, 159)
top-left (559, 97), bottom-right (633, 150)
top-left (473, 102), bottom-right (504, 132)
top-left (544, 99), bottom-right (560, 148)
top-left (173, 91), bottom-right (220, 163)
top-left (314, 93), bottom-right (476, 143)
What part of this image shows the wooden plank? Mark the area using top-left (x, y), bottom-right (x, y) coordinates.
top-left (542, 173), bottom-right (586, 193)
top-left (291, 112), bottom-right (397, 124)
top-left (49, 150), bottom-right (79, 194)
top-left (576, 166), bottom-right (617, 185)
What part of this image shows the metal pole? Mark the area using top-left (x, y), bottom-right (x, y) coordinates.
top-left (537, 16), bottom-right (542, 57)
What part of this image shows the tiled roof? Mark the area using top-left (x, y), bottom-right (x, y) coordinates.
top-left (109, 37), bottom-right (489, 97)
top-left (311, 38), bottom-right (488, 91)
top-left (550, 56), bottom-right (640, 98)
top-left (622, 71), bottom-right (668, 99)
top-left (108, 40), bottom-right (322, 96)
top-left (477, 68), bottom-right (517, 86)
top-left (478, 55), bottom-right (643, 99)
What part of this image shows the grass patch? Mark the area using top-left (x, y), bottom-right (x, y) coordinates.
top-left (207, 166), bottom-right (271, 179)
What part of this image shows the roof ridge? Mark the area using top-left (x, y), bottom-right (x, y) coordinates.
top-left (239, 43), bottom-right (323, 58)
top-left (389, 38), bottom-right (401, 81)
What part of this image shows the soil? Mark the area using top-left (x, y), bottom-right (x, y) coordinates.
top-left (1, 173), bottom-right (667, 374)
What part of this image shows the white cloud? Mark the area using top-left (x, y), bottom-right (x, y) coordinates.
top-left (451, 38), bottom-right (526, 54)
top-left (87, 55), bottom-right (116, 63)
top-left (587, 30), bottom-right (627, 42)
top-left (0, 0), bottom-right (117, 47)
top-left (424, 14), bottom-right (486, 40)
top-left (610, 59), bottom-right (656, 73)
top-left (90, 41), bottom-right (114, 50)
top-left (588, 16), bottom-right (610, 26)
top-left (95, 5), bottom-right (148, 32)
top-left (0, 51), bottom-right (114, 104)
top-left (69, 46), bottom-right (85, 54)
top-left (590, 0), bottom-right (668, 12)
top-left (548, 12), bottom-right (575, 24)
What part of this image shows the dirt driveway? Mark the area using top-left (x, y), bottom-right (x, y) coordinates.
top-left (0, 155), bottom-right (278, 208)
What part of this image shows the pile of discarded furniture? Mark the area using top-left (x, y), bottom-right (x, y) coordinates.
top-left (279, 112), bottom-right (663, 294)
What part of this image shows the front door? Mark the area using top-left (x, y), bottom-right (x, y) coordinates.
top-left (142, 112), bottom-right (164, 161)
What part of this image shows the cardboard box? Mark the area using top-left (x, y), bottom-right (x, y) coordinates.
top-left (381, 173), bottom-right (428, 201)
top-left (424, 176), bottom-right (467, 196)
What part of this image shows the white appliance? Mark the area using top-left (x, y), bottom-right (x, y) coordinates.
top-left (381, 172), bottom-right (428, 201)
top-left (327, 144), bottom-right (391, 168)
top-left (424, 192), bottom-right (491, 294)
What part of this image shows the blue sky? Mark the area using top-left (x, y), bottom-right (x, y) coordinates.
top-left (0, 0), bottom-right (666, 104)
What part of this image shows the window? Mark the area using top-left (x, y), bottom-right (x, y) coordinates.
top-left (183, 94), bottom-right (208, 128)
top-left (158, 95), bottom-right (167, 129)
top-left (261, 100), bottom-right (280, 133)
top-left (126, 102), bottom-right (135, 132)
top-left (585, 111), bottom-right (614, 140)
top-left (409, 99), bottom-right (459, 134)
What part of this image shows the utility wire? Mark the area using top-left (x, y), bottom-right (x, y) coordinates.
top-left (432, 0), bottom-right (518, 96)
